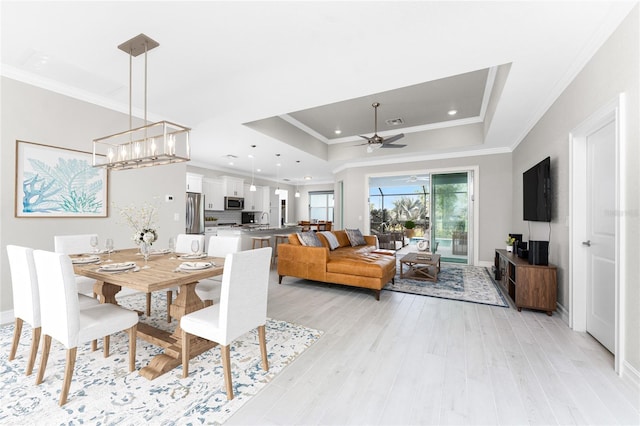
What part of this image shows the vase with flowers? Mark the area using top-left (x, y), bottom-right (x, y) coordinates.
top-left (116, 202), bottom-right (159, 266)
top-left (505, 236), bottom-right (516, 252)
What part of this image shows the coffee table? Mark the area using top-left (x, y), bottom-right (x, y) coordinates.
top-left (399, 252), bottom-right (441, 282)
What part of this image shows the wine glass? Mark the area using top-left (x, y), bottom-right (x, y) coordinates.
top-left (190, 240), bottom-right (200, 256)
top-left (89, 236), bottom-right (99, 254)
top-left (105, 238), bottom-right (114, 262)
top-left (168, 237), bottom-right (176, 253)
top-left (140, 243), bottom-right (151, 269)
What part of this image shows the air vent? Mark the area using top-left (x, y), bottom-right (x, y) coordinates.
top-left (385, 118), bottom-right (404, 126)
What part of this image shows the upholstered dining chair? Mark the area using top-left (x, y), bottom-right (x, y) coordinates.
top-left (195, 235), bottom-right (242, 306)
top-left (33, 249), bottom-right (138, 406)
top-left (54, 234), bottom-right (99, 297)
top-left (7, 245), bottom-right (100, 376)
top-left (181, 247), bottom-right (272, 400)
top-left (162, 233), bottom-right (208, 322)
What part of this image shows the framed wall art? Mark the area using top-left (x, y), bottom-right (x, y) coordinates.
top-left (15, 140), bottom-right (108, 218)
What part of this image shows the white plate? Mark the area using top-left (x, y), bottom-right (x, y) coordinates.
top-left (179, 253), bottom-right (208, 260)
top-left (150, 248), bottom-right (171, 255)
top-left (99, 262), bottom-right (136, 272)
top-left (179, 262), bottom-right (213, 271)
top-left (71, 255), bottom-right (101, 264)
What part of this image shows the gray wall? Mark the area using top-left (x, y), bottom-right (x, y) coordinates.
top-left (1, 77), bottom-right (185, 314)
top-left (511, 7), bottom-right (639, 375)
top-left (335, 152), bottom-right (513, 263)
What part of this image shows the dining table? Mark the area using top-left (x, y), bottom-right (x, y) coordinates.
top-left (72, 248), bottom-right (224, 380)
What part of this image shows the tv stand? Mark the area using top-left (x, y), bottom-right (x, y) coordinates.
top-left (494, 249), bottom-right (557, 315)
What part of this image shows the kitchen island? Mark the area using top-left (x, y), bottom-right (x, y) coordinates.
top-left (216, 225), bottom-right (301, 251)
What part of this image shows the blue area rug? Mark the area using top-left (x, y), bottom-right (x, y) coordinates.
top-left (0, 292), bottom-right (322, 424)
top-left (384, 262), bottom-right (509, 307)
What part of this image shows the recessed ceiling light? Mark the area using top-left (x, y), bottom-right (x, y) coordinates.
top-left (448, 109), bottom-right (457, 116)
top-left (257, 168), bottom-right (262, 172)
top-left (334, 129), bottom-right (342, 135)
top-left (304, 176), bottom-right (312, 180)
top-left (228, 162), bottom-right (234, 166)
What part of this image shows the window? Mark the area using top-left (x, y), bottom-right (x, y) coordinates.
top-left (309, 191), bottom-right (334, 222)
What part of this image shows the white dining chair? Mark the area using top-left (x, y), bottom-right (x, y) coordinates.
top-left (195, 235), bottom-right (242, 306)
top-left (7, 245), bottom-right (99, 376)
top-left (165, 234), bottom-right (207, 322)
top-left (33, 249), bottom-right (138, 406)
top-left (181, 247), bottom-right (272, 400)
top-left (175, 233), bottom-right (206, 254)
top-left (54, 234), bottom-right (99, 297)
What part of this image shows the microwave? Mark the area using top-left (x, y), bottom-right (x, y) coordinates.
top-left (224, 196), bottom-right (244, 210)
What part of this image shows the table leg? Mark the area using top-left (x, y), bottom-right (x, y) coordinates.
top-left (93, 281), bottom-right (121, 304)
top-left (139, 282), bottom-right (215, 380)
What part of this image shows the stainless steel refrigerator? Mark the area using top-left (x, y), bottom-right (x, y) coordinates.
top-left (185, 192), bottom-right (204, 234)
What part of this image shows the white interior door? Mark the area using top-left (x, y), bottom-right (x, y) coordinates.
top-left (585, 120), bottom-right (616, 353)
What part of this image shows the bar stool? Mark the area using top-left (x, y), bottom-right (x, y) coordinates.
top-left (251, 236), bottom-right (271, 250)
top-left (273, 234), bottom-right (289, 263)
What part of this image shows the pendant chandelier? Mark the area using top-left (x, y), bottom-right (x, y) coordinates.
top-left (92, 34), bottom-right (190, 170)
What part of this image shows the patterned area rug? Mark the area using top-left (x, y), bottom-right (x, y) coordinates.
top-left (384, 262), bottom-right (509, 307)
top-left (0, 292), bottom-right (322, 424)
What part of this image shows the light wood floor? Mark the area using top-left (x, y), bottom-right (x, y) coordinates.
top-left (223, 256), bottom-right (639, 425)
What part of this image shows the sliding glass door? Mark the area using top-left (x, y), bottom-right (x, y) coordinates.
top-left (431, 172), bottom-right (471, 264)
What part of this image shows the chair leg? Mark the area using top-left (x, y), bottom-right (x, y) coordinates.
top-left (258, 325), bottom-right (269, 371)
top-left (91, 339), bottom-right (97, 352)
top-left (221, 345), bottom-right (234, 400)
top-left (128, 324), bottom-right (137, 372)
top-left (26, 326), bottom-right (41, 376)
top-left (181, 330), bottom-right (190, 378)
top-left (9, 317), bottom-right (23, 361)
top-left (104, 335), bottom-right (110, 358)
top-left (204, 300), bottom-right (213, 307)
top-left (146, 293), bottom-right (152, 317)
top-left (59, 347), bottom-right (77, 406)
top-left (166, 290), bottom-right (173, 323)
top-left (36, 335), bottom-right (52, 385)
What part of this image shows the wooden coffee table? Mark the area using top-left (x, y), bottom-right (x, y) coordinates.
top-left (399, 252), bottom-right (441, 282)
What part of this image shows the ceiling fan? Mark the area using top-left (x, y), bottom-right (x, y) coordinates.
top-left (357, 102), bottom-right (406, 152)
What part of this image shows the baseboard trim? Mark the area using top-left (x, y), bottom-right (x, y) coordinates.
top-left (556, 301), bottom-right (570, 326)
top-left (623, 360), bottom-right (640, 390)
top-left (1, 309), bottom-right (15, 326)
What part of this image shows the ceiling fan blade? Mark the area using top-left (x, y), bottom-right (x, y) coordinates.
top-left (382, 133), bottom-right (405, 144)
top-left (358, 135), bottom-right (374, 141)
top-left (380, 143), bottom-right (407, 148)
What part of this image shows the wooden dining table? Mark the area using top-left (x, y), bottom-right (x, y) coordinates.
top-left (73, 248), bottom-right (224, 380)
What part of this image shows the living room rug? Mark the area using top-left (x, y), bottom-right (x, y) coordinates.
top-left (0, 292), bottom-right (322, 425)
top-left (384, 262), bottom-right (509, 308)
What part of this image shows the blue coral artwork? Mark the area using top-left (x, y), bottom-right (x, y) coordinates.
top-left (15, 141), bottom-right (108, 217)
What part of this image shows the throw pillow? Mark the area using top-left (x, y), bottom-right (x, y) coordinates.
top-left (345, 228), bottom-right (367, 247)
top-left (297, 231), bottom-right (323, 247)
top-left (319, 231), bottom-right (340, 250)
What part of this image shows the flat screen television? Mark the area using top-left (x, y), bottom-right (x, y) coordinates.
top-left (523, 156), bottom-right (551, 222)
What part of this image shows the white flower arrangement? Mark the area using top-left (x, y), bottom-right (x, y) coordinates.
top-left (115, 202), bottom-right (159, 246)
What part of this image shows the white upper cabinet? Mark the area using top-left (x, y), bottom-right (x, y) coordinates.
top-left (222, 176), bottom-right (244, 197)
top-left (186, 173), bottom-right (203, 193)
top-left (242, 184), bottom-right (264, 211)
top-left (203, 178), bottom-right (224, 211)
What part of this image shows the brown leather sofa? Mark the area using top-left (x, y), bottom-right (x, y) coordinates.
top-left (277, 230), bottom-right (396, 300)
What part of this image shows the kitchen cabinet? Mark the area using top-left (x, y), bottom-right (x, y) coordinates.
top-left (186, 173), bottom-right (203, 193)
top-left (203, 178), bottom-right (224, 211)
top-left (223, 176), bottom-right (244, 197)
top-left (243, 184), bottom-right (264, 211)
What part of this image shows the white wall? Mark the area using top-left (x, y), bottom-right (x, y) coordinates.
top-left (511, 6), bottom-right (639, 376)
top-left (1, 78), bottom-right (185, 314)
